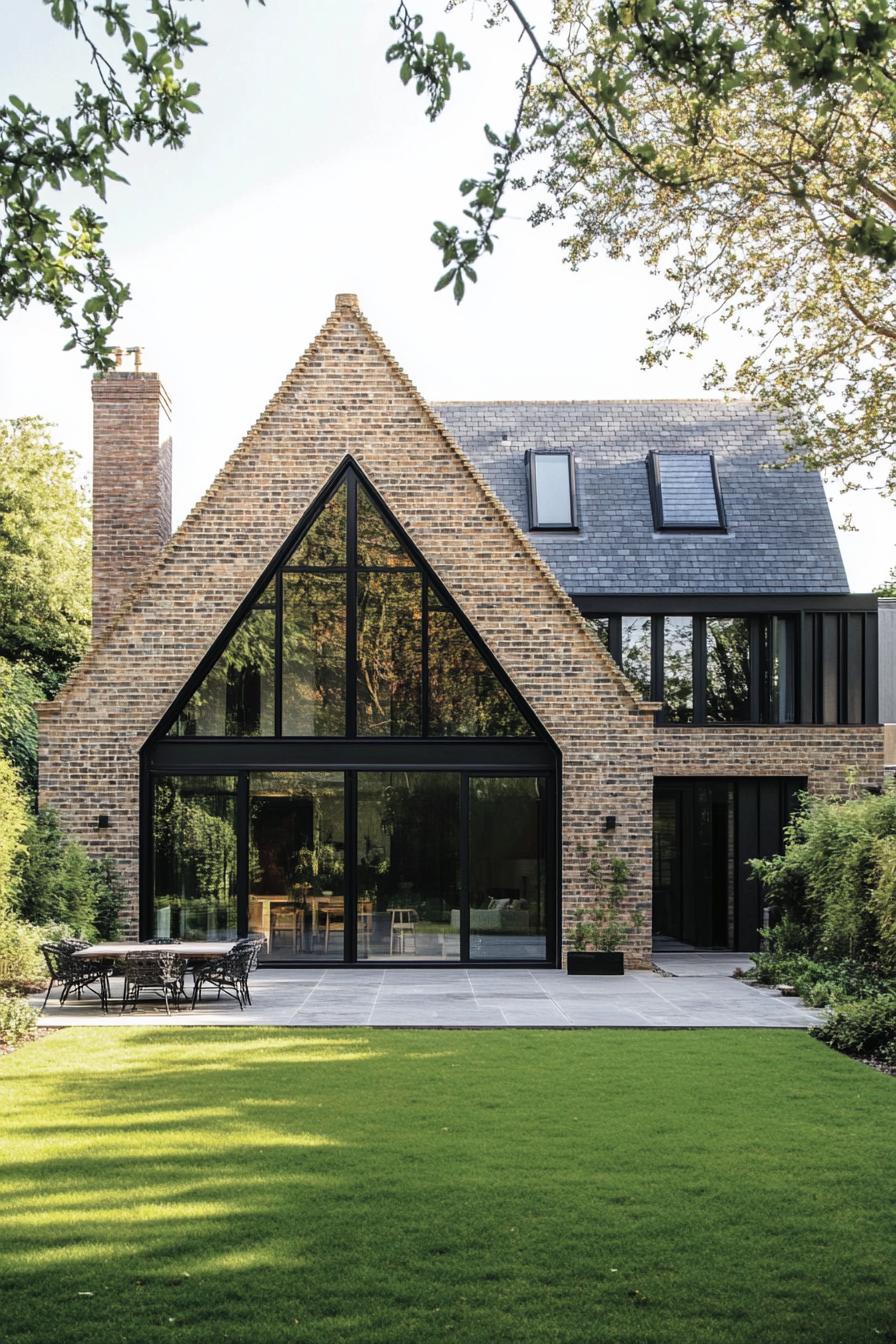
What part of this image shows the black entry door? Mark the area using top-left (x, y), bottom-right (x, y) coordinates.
top-left (652, 777), bottom-right (806, 952)
top-left (652, 788), bottom-right (684, 942)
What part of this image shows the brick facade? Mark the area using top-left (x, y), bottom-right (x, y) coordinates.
top-left (653, 725), bottom-right (883, 794)
top-left (91, 371), bottom-right (172, 639)
top-left (37, 297), bottom-right (886, 964)
top-left (39, 295), bottom-right (661, 964)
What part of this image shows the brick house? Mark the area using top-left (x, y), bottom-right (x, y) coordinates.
top-left (37, 295), bottom-right (888, 967)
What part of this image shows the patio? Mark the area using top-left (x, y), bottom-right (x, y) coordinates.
top-left (33, 962), bottom-right (821, 1028)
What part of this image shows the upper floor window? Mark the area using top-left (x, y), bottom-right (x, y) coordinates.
top-left (647, 451), bottom-right (726, 532)
top-left (167, 467), bottom-right (537, 740)
top-left (527, 450), bottom-right (578, 530)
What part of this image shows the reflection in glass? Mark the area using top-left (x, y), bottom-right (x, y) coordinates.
top-left (469, 776), bottom-right (546, 961)
top-left (586, 616), bottom-right (610, 651)
top-left (532, 454), bottom-right (573, 526)
top-left (429, 595), bottom-right (532, 737)
top-left (152, 776), bottom-right (237, 939)
top-left (282, 572), bottom-right (347, 735)
top-left (771, 616), bottom-right (796, 723)
top-left (357, 484), bottom-right (412, 567)
top-left (621, 616), bottom-right (651, 699)
top-left (165, 467), bottom-right (538, 742)
top-left (287, 482), bottom-right (347, 568)
top-left (248, 772), bottom-right (345, 961)
top-left (706, 617), bottom-right (750, 721)
top-left (356, 772), bottom-right (460, 960)
top-left (170, 588), bottom-right (275, 736)
top-left (357, 572), bottom-right (422, 735)
top-left (663, 617), bottom-right (693, 722)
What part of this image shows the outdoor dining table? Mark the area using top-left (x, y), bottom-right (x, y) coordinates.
top-left (71, 942), bottom-right (238, 960)
top-left (70, 942), bottom-right (239, 1010)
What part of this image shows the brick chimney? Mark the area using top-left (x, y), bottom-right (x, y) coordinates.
top-left (91, 362), bottom-right (172, 640)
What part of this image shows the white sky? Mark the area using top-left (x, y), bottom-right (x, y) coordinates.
top-left (1, 0), bottom-right (894, 591)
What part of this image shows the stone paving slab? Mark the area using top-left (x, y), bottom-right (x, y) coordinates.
top-left (31, 967), bottom-right (821, 1028)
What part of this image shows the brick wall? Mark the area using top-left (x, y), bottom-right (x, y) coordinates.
top-left (39, 296), bottom-right (659, 964)
top-left (91, 371), bottom-right (172, 639)
top-left (653, 725), bottom-right (883, 794)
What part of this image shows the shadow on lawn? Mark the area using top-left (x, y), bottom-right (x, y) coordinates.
top-left (0, 1028), bottom-right (894, 1344)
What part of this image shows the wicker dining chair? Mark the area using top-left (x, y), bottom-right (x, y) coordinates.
top-left (40, 942), bottom-right (110, 1012)
top-left (191, 940), bottom-right (257, 1010)
top-left (120, 951), bottom-right (185, 1014)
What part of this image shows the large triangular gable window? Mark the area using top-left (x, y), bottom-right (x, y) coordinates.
top-left (168, 465), bottom-right (537, 739)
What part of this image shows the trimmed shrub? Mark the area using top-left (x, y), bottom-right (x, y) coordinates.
top-left (812, 995), bottom-right (896, 1067)
top-left (0, 989), bottom-right (39, 1046)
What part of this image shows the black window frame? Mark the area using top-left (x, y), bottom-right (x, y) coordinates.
top-left (159, 458), bottom-right (544, 744)
top-left (526, 449), bottom-right (579, 531)
top-left (142, 455), bottom-right (561, 967)
top-left (646, 450), bottom-right (727, 533)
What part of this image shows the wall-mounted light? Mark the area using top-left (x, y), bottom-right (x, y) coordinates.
top-left (604, 815), bottom-right (616, 831)
top-left (97, 814), bottom-right (109, 829)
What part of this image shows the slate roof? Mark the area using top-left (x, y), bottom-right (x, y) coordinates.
top-left (432, 400), bottom-right (849, 595)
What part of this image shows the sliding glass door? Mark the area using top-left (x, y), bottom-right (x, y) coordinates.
top-left (248, 772), bottom-right (346, 962)
top-left (148, 767), bottom-right (555, 964)
top-left (469, 776), bottom-right (547, 962)
top-left (356, 772), bottom-right (461, 961)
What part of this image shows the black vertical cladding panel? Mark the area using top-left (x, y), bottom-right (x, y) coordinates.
top-left (236, 774), bottom-right (250, 939)
top-left (821, 614), bottom-right (840, 724)
top-left (864, 613), bottom-right (879, 724)
top-left (844, 613), bottom-right (864, 724)
top-left (693, 616), bottom-right (707, 725)
top-left (710, 784), bottom-right (730, 947)
top-left (736, 781), bottom-right (761, 952)
top-left (799, 613), bottom-right (814, 724)
top-left (690, 784), bottom-right (716, 948)
top-left (651, 615), bottom-right (664, 703)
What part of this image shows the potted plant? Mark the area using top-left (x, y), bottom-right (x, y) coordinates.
top-left (567, 848), bottom-right (645, 974)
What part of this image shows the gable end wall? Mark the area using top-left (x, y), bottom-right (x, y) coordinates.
top-left (38, 299), bottom-right (656, 964)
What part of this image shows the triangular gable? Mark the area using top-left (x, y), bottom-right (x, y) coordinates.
top-left (161, 459), bottom-right (540, 741)
top-left (42, 294), bottom-right (643, 749)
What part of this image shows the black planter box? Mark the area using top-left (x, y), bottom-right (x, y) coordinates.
top-left (567, 951), bottom-right (625, 976)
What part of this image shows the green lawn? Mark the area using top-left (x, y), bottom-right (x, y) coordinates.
top-left (1, 1029), bottom-right (893, 1344)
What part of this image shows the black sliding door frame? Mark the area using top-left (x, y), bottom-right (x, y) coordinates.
top-left (141, 754), bottom-right (560, 968)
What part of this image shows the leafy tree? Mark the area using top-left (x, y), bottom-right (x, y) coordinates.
top-left (0, 417), bottom-right (90, 791)
top-left (0, 756), bottom-right (30, 913)
top-left (1, 0), bottom-right (259, 369)
top-left (389, 1), bottom-right (896, 493)
top-left (874, 566), bottom-right (896, 596)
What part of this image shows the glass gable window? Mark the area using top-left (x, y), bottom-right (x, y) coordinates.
top-left (648, 451), bottom-right (726, 531)
top-left (149, 462), bottom-right (556, 968)
top-left (527, 450), bottom-right (577, 529)
top-left (166, 467), bottom-right (535, 741)
top-left (170, 586), bottom-right (276, 737)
